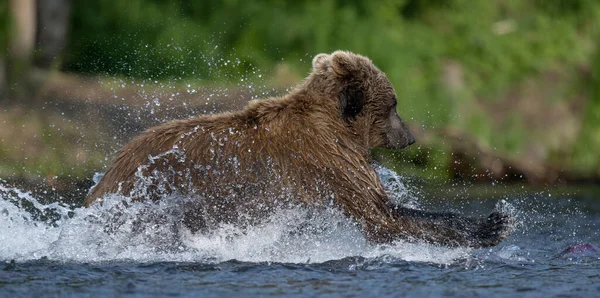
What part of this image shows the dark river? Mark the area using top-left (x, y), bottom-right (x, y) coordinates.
top-left (1, 168), bottom-right (598, 297)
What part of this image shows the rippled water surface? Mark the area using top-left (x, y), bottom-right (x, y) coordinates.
top-left (1, 170), bottom-right (599, 297)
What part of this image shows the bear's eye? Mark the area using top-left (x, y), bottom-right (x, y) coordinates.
top-left (390, 97), bottom-right (398, 109)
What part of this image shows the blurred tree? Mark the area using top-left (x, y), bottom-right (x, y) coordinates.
top-left (0, 1), bottom-right (9, 94)
top-left (34, 0), bottom-right (72, 69)
top-left (3, 0), bottom-right (72, 102)
top-left (6, 0), bottom-right (36, 100)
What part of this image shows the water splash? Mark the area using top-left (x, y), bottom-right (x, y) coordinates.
top-left (0, 170), bottom-right (473, 265)
top-left (375, 165), bottom-right (419, 208)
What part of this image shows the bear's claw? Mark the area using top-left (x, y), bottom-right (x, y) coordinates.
top-left (471, 211), bottom-right (512, 248)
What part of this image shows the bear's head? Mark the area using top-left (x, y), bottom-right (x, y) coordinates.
top-left (310, 51), bottom-right (415, 150)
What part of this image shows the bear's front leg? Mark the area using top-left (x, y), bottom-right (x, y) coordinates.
top-left (390, 206), bottom-right (511, 248)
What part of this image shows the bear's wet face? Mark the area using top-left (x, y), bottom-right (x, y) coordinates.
top-left (339, 82), bottom-right (415, 150)
top-left (363, 70), bottom-right (415, 151)
top-left (321, 51), bottom-right (415, 151)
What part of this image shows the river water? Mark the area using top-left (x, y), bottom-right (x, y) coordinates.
top-left (1, 168), bottom-right (598, 297)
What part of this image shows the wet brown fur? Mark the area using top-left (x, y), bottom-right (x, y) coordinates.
top-left (85, 51), bottom-right (507, 247)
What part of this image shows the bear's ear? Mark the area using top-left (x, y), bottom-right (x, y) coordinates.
top-left (330, 51), bottom-right (359, 77)
top-left (340, 82), bottom-right (364, 121)
top-left (312, 53), bottom-right (331, 73)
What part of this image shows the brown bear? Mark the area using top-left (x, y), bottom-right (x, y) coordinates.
top-left (85, 51), bottom-right (509, 248)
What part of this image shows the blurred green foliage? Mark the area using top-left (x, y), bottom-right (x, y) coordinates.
top-left (65, 1), bottom-right (598, 105)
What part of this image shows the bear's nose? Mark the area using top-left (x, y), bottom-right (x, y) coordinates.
top-left (407, 132), bottom-right (416, 146)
